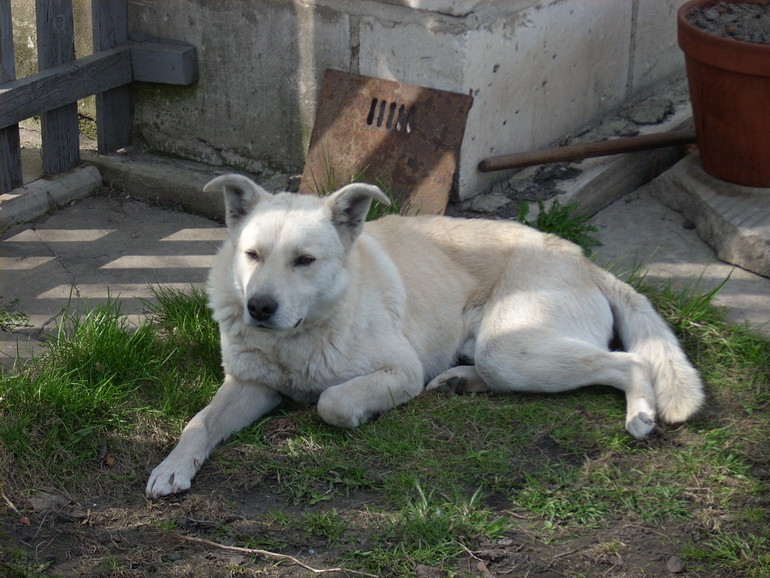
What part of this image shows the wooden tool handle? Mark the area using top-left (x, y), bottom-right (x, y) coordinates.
top-left (477, 129), bottom-right (697, 172)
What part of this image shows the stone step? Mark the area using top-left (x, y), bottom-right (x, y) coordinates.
top-left (650, 154), bottom-right (770, 278)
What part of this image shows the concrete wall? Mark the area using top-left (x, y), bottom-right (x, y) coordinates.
top-left (456, 1), bottom-right (687, 196)
top-left (12, 0), bottom-right (689, 199)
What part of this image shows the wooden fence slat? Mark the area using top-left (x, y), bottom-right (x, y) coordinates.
top-left (0, 48), bottom-right (133, 130)
top-left (37, 0), bottom-right (81, 175)
top-left (0, 0), bottom-right (23, 193)
top-left (0, 1), bottom-right (198, 191)
top-left (93, 0), bottom-right (131, 154)
top-left (0, 2), bottom-right (15, 86)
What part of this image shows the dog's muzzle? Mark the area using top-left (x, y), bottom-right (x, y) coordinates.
top-left (247, 295), bottom-right (279, 323)
top-left (246, 295), bottom-right (303, 330)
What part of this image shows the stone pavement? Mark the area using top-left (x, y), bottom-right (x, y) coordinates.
top-left (591, 185), bottom-right (769, 333)
top-left (0, 192), bottom-right (227, 370)
top-left (1, 153), bottom-right (768, 373)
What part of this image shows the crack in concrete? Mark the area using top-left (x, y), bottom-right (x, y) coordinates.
top-left (32, 228), bottom-right (78, 294)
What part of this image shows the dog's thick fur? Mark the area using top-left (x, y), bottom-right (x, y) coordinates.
top-left (146, 175), bottom-right (704, 499)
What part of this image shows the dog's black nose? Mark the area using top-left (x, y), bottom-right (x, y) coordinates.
top-left (247, 296), bottom-right (279, 321)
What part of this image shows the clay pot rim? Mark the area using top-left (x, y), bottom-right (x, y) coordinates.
top-left (678, 0), bottom-right (770, 77)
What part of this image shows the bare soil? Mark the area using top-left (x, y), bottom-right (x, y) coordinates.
top-left (0, 435), bottom-right (701, 577)
top-left (7, 394), bottom-right (766, 578)
top-left (687, 1), bottom-right (770, 44)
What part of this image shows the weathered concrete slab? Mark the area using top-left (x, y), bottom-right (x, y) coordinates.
top-left (0, 165), bottom-right (102, 229)
top-left (591, 187), bottom-right (770, 337)
top-left (650, 154), bottom-right (770, 277)
top-left (82, 150), bottom-right (230, 220)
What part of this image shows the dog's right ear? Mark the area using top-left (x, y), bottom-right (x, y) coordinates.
top-left (326, 183), bottom-right (390, 247)
top-left (203, 174), bottom-right (271, 228)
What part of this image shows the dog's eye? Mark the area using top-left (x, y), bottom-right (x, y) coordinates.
top-left (294, 255), bottom-right (316, 267)
top-left (245, 250), bottom-right (260, 262)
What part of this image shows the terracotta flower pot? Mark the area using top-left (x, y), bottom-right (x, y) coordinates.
top-left (678, 0), bottom-right (770, 187)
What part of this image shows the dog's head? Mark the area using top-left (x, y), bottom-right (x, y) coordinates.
top-left (204, 174), bottom-right (390, 331)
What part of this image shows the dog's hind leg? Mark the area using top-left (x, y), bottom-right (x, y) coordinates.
top-left (475, 332), bottom-right (658, 439)
top-left (426, 366), bottom-right (491, 394)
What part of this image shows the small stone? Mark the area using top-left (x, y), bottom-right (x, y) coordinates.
top-left (533, 163), bottom-right (581, 184)
top-left (597, 119), bottom-right (639, 138)
top-left (415, 564), bottom-right (443, 578)
top-left (666, 555), bottom-right (685, 573)
top-left (470, 192), bottom-right (510, 213)
top-left (166, 551), bottom-right (183, 562)
top-left (28, 490), bottom-right (68, 513)
top-left (624, 98), bottom-right (674, 125)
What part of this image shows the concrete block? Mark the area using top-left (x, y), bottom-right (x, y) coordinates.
top-left (591, 187), bottom-right (770, 336)
top-left (358, 16), bottom-right (465, 92)
top-left (128, 0), bottom-right (351, 173)
top-left (120, 0), bottom-right (687, 203)
top-left (650, 154), bottom-right (770, 277)
top-left (82, 150), bottom-right (229, 220)
top-left (459, 1), bottom-right (633, 198)
top-left (0, 166), bottom-right (102, 228)
top-left (631, 1), bottom-right (689, 91)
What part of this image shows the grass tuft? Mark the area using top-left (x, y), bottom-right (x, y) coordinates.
top-left (0, 298), bottom-right (30, 332)
top-left (517, 197), bottom-right (599, 253)
top-left (0, 291), bottom-right (222, 489)
top-left (309, 161), bottom-right (408, 219)
top-left (372, 483), bottom-right (506, 571)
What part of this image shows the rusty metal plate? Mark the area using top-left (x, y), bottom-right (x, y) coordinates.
top-left (299, 69), bottom-right (473, 215)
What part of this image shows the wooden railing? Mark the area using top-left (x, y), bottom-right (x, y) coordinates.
top-left (0, 0), bottom-right (197, 194)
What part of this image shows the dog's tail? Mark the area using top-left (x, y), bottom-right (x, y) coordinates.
top-left (595, 268), bottom-right (704, 424)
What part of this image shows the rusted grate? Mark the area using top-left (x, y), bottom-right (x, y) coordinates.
top-left (299, 69), bottom-right (473, 215)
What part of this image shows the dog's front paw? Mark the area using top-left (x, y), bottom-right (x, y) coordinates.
top-left (317, 390), bottom-right (368, 428)
top-left (145, 454), bottom-right (201, 499)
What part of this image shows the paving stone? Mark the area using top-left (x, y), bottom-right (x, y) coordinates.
top-left (650, 154), bottom-right (770, 277)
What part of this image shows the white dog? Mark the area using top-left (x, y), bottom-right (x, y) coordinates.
top-left (146, 174), bottom-right (704, 498)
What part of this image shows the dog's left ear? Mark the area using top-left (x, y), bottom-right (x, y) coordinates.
top-left (204, 174), bottom-right (272, 228)
top-left (326, 183), bottom-right (391, 246)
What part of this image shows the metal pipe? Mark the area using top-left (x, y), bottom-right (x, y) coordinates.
top-left (478, 129), bottom-right (697, 172)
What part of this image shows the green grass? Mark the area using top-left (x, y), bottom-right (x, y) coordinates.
top-left (0, 548), bottom-right (49, 578)
top-left (517, 197), bottom-right (599, 253)
top-left (0, 288), bottom-right (221, 490)
top-left (2, 279), bottom-right (768, 575)
top-left (358, 483), bottom-right (508, 574)
top-left (309, 161), bottom-right (410, 218)
top-left (1, 204), bottom-right (769, 576)
top-left (685, 533), bottom-right (770, 576)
